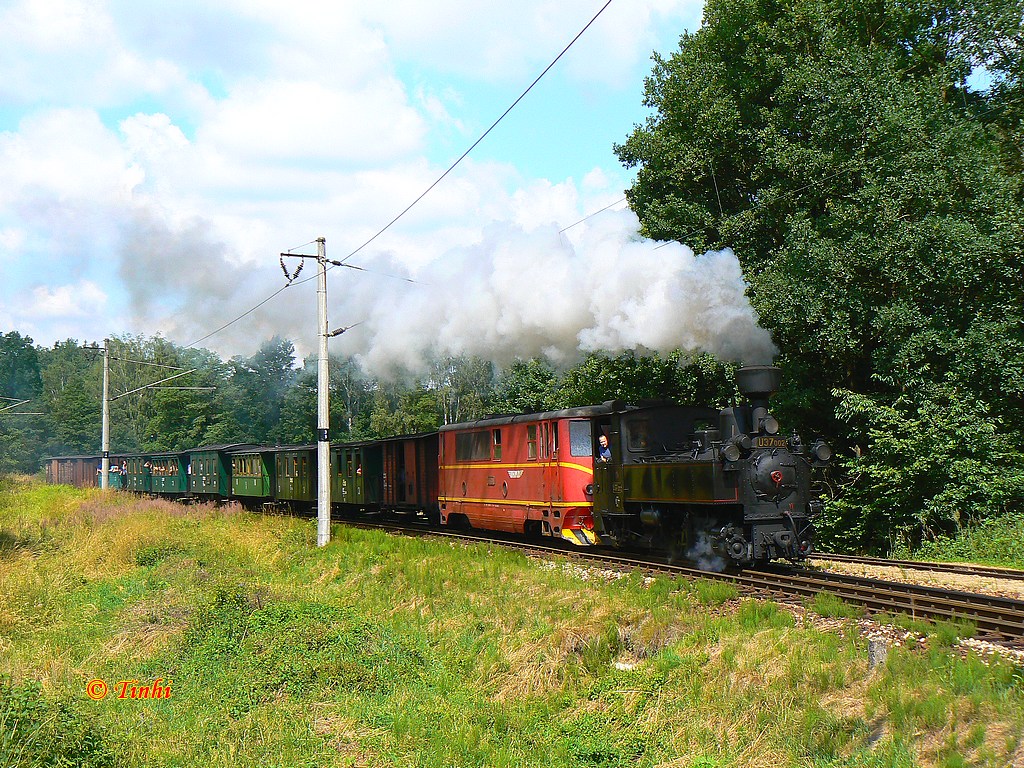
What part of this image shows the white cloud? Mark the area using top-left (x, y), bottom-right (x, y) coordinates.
top-left (0, 0), bottom-right (201, 108)
top-left (198, 78), bottom-right (426, 166)
top-left (0, 109), bottom-right (141, 205)
top-left (0, 228), bottom-right (27, 258)
top-left (20, 280), bottom-right (108, 319)
top-left (358, 0), bottom-right (700, 85)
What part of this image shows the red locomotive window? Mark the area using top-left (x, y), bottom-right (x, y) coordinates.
top-left (492, 429), bottom-right (502, 461)
top-left (456, 432), bottom-right (490, 461)
top-left (527, 425), bottom-right (538, 460)
top-left (569, 420), bottom-right (592, 456)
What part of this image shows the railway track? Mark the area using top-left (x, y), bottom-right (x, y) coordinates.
top-left (344, 517), bottom-right (1024, 641)
top-left (811, 552), bottom-right (1024, 582)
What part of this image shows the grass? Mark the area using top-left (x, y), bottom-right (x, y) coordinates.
top-left (2, 475), bottom-right (1024, 766)
top-left (893, 513), bottom-right (1024, 570)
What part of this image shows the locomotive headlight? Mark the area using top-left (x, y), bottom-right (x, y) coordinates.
top-left (812, 440), bottom-right (833, 463)
top-left (762, 415), bottom-right (780, 435)
top-left (722, 443), bottom-right (742, 462)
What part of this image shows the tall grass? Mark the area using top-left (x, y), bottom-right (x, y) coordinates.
top-left (1, 477), bottom-right (1023, 766)
top-left (899, 513), bottom-right (1024, 569)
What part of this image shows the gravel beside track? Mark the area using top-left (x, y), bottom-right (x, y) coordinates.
top-left (813, 552), bottom-right (1024, 582)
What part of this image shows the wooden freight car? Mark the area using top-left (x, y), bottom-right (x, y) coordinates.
top-left (45, 454), bottom-right (128, 489)
top-left (379, 433), bottom-right (438, 521)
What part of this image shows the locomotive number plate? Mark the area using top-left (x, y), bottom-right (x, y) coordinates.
top-left (755, 437), bottom-right (789, 448)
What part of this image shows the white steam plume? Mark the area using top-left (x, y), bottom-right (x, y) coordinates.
top-left (333, 209), bottom-right (776, 375)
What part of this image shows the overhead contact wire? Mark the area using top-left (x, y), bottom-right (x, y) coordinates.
top-left (339, 0), bottom-right (615, 265)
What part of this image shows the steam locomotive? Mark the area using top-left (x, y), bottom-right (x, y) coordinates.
top-left (44, 366), bottom-right (830, 567)
top-left (588, 365), bottom-right (831, 564)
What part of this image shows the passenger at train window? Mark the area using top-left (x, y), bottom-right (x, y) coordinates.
top-left (597, 434), bottom-right (611, 462)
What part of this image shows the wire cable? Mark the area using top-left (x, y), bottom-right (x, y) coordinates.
top-left (184, 285), bottom-right (291, 349)
top-left (339, 0), bottom-right (615, 265)
top-left (559, 197), bottom-right (627, 233)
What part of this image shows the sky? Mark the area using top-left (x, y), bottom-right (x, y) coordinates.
top-left (0, 0), bottom-right (785, 374)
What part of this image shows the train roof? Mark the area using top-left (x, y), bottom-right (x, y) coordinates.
top-left (439, 402), bottom-right (631, 432)
top-left (42, 453), bottom-right (128, 461)
top-left (189, 443), bottom-right (261, 453)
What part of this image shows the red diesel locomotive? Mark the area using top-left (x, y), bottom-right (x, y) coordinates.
top-left (438, 406), bottom-right (611, 546)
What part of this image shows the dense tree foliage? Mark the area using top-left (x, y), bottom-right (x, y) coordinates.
top-left (617, 0), bottom-right (1024, 549)
top-left (0, 332), bottom-right (45, 473)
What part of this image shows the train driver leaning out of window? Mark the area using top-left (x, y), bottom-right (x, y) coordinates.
top-left (597, 434), bottom-right (612, 462)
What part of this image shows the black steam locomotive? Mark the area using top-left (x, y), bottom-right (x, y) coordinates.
top-left (591, 366), bottom-right (831, 566)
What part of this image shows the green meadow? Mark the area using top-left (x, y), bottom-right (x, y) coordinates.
top-left (1, 476), bottom-right (1023, 768)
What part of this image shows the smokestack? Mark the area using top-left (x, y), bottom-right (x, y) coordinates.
top-left (736, 366), bottom-right (781, 403)
top-left (736, 366), bottom-right (781, 433)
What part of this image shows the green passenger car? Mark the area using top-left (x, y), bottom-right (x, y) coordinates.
top-left (148, 451), bottom-right (188, 496)
top-left (124, 456), bottom-right (152, 493)
top-left (189, 445), bottom-right (246, 499)
top-left (331, 442), bottom-right (383, 510)
top-left (230, 448), bottom-right (275, 505)
top-left (273, 445), bottom-right (316, 508)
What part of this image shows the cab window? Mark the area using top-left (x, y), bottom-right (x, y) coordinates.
top-left (569, 421), bottom-right (593, 457)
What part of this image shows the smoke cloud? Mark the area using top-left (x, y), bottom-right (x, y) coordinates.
top-left (333, 209), bottom-right (777, 375)
top-left (113, 207), bottom-right (776, 374)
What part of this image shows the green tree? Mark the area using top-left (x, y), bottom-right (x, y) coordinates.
top-left (821, 381), bottom-right (1024, 551)
top-left (493, 359), bottom-right (560, 414)
top-left (557, 351), bottom-right (737, 409)
top-left (36, 340), bottom-right (103, 456)
top-left (617, 0), bottom-right (1024, 547)
top-left (0, 331), bottom-right (45, 473)
top-left (206, 337), bottom-right (297, 444)
top-left (428, 357), bottom-right (495, 425)
top-left (109, 335), bottom-right (225, 452)
top-left (367, 385), bottom-right (439, 438)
